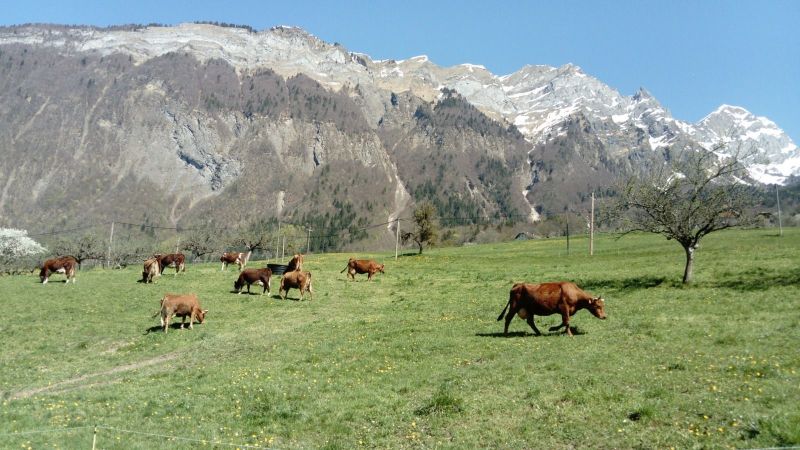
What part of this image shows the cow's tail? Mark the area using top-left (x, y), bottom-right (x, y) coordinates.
top-left (151, 297), bottom-right (166, 318)
top-left (497, 299), bottom-right (511, 321)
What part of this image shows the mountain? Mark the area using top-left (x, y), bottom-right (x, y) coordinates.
top-left (0, 23), bottom-right (796, 245)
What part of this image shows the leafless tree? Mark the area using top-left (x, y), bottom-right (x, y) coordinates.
top-left (50, 234), bottom-right (106, 268)
top-left (615, 144), bottom-right (756, 283)
top-left (182, 226), bottom-right (221, 260)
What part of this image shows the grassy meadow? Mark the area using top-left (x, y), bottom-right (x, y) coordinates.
top-left (1, 228), bottom-right (799, 449)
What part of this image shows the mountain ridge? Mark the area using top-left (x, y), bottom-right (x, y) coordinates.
top-left (0, 23), bottom-right (796, 245)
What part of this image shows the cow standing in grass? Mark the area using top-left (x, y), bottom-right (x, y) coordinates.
top-left (155, 293), bottom-right (207, 333)
top-left (279, 270), bottom-right (313, 301)
top-left (286, 253), bottom-right (304, 272)
top-left (154, 253), bottom-right (186, 275)
top-left (341, 258), bottom-right (385, 281)
top-left (141, 257), bottom-right (161, 283)
top-left (39, 256), bottom-right (78, 284)
top-left (497, 281), bottom-right (606, 336)
top-left (234, 267), bottom-right (272, 295)
top-left (220, 251), bottom-right (251, 271)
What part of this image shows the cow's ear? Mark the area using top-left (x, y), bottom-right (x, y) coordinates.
top-left (203, 309), bottom-right (209, 314)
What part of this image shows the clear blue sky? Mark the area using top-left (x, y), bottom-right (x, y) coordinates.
top-left (3, 0), bottom-right (799, 142)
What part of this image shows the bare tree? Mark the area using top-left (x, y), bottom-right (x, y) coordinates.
top-left (615, 144), bottom-right (756, 283)
top-left (231, 220), bottom-right (271, 257)
top-left (402, 201), bottom-right (440, 254)
top-left (50, 234), bottom-right (106, 268)
top-left (182, 226), bottom-right (221, 261)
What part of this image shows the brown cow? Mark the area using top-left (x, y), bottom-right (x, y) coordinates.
top-left (39, 256), bottom-right (78, 284)
top-left (340, 258), bottom-right (385, 281)
top-left (234, 267), bottom-right (272, 295)
top-left (154, 253), bottom-right (186, 275)
top-left (497, 281), bottom-right (606, 336)
top-left (155, 293), bottom-right (207, 333)
top-left (286, 253), bottom-right (304, 272)
top-left (141, 257), bottom-right (161, 283)
top-left (220, 250), bottom-right (251, 271)
top-left (279, 270), bottom-right (313, 301)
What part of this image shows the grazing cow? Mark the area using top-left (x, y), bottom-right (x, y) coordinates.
top-left (155, 293), bottom-right (207, 333)
top-left (141, 257), bottom-right (161, 283)
top-left (154, 253), bottom-right (186, 275)
top-left (340, 258), bottom-right (385, 281)
top-left (39, 256), bottom-right (78, 284)
top-left (497, 281), bottom-right (606, 336)
top-left (220, 251), bottom-right (251, 271)
top-left (279, 270), bottom-right (313, 301)
top-left (234, 267), bottom-right (272, 295)
top-left (286, 253), bottom-right (304, 272)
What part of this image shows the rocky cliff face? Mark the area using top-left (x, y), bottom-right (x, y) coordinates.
top-left (0, 23), bottom-right (796, 238)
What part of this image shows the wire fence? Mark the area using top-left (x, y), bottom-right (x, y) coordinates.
top-left (3, 203), bottom-right (612, 275)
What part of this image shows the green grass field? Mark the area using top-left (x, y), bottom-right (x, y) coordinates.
top-left (1, 228), bottom-right (799, 449)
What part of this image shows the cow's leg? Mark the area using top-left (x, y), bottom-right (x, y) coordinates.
top-left (163, 313), bottom-right (171, 333)
top-left (554, 307), bottom-right (572, 336)
top-left (221, 262), bottom-right (225, 271)
top-left (526, 315), bottom-right (542, 336)
top-left (503, 307), bottom-right (518, 335)
top-left (247, 283), bottom-right (252, 295)
top-left (188, 312), bottom-right (194, 330)
top-left (266, 278), bottom-right (271, 296)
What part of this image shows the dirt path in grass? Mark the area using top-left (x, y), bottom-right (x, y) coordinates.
top-left (6, 353), bottom-right (179, 400)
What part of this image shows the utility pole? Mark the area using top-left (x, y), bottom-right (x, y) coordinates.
top-left (306, 227), bottom-right (312, 254)
top-left (396, 219), bottom-right (402, 259)
top-left (566, 218), bottom-right (570, 256)
top-left (590, 192), bottom-right (595, 256)
top-left (106, 221), bottom-right (115, 269)
top-left (776, 185), bottom-right (783, 237)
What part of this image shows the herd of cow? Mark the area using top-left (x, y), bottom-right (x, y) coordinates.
top-left (37, 252), bottom-right (606, 336)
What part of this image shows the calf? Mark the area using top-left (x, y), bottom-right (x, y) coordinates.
top-left (341, 258), bottom-right (385, 281)
top-left (286, 253), bottom-right (304, 272)
top-left (234, 267), bottom-right (272, 295)
top-left (39, 256), bottom-right (78, 284)
top-left (220, 251), bottom-right (251, 271)
top-left (155, 293), bottom-right (207, 333)
top-left (141, 257), bottom-right (161, 283)
top-left (497, 281), bottom-right (606, 336)
top-left (279, 270), bottom-right (313, 301)
top-left (154, 253), bottom-right (186, 275)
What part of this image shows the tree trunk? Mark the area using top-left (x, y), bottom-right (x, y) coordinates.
top-left (417, 239), bottom-right (423, 255)
top-left (682, 245), bottom-right (695, 284)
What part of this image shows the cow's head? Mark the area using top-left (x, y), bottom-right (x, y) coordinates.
top-left (39, 266), bottom-right (48, 282)
top-left (196, 309), bottom-right (208, 323)
top-left (233, 278), bottom-right (244, 291)
top-left (378, 264), bottom-right (385, 273)
top-left (588, 297), bottom-right (606, 319)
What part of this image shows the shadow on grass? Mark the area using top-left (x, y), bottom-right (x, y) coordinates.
top-left (582, 276), bottom-right (669, 292)
top-left (475, 327), bottom-right (585, 338)
top-left (144, 323), bottom-right (204, 334)
top-left (710, 267), bottom-right (800, 291)
top-left (397, 252), bottom-right (422, 258)
top-left (229, 290), bottom-right (271, 296)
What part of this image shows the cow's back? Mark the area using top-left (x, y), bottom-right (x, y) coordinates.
top-left (514, 282), bottom-right (564, 314)
top-left (161, 293), bottom-right (199, 314)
